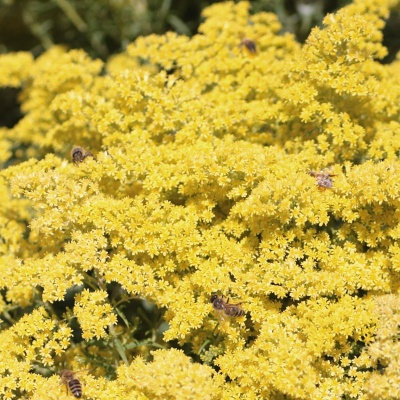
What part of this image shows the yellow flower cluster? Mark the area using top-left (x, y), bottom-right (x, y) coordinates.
top-left (74, 290), bottom-right (117, 340)
top-left (0, 308), bottom-right (72, 399)
top-left (364, 294), bottom-right (400, 399)
top-left (0, 52), bottom-right (34, 88)
top-left (118, 349), bottom-right (225, 399)
top-left (0, 0), bottom-right (400, 399)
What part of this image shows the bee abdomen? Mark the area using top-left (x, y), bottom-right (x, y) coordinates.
top-left (68, 379), bottom-right (83, 398)
top-left (225, 307), bottom-right (246, 317)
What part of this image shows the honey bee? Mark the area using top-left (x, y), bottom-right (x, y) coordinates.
top-left (60, 370), bottom-right (83, 398)
top-left (308, 167), bottom-right (336, 189)
top-left (210, 294), bottom-right (245, 318)
top-left (71, 146), bottom-right (94, 165)
top-left (239, 38), bottom-right (257, 54)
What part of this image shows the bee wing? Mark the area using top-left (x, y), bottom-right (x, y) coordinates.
top-left (321, 167), bottom-right (337, 176)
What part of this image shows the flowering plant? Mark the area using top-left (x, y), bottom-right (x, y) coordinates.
top-left (0, 1), bottom-right (400, 399)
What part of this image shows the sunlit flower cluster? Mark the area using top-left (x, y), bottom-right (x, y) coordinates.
top-left (364, 294), bottom-right (400, 399)
top-left (0, 0), bottom-right (400, 398)
top-left (74, 290), bottom-right (117, 340)
top-left (0, 308), bottom-right (72, 399)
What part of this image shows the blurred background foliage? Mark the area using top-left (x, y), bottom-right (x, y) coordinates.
top-left (0, 0), bottom-right (361, 59)
top-left (1, 0), bottom-right (399, 64)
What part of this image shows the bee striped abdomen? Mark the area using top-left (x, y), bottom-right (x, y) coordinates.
top-left (68, 378), bottom-right (83, 398)
top-left (224, 306), bottom-right (245, 317)
top-left (60, 370), bottom-right (83, 398)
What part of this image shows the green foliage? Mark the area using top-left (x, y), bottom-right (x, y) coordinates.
top-left (0, 0), bottom-right (203, 58)
top-left (0, 0), bottom-right (356, 59)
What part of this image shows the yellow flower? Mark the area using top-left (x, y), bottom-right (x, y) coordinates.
top-left (0, 0), bottom-right (400, 398)
top-left (74, 290), bottom-right (117, 340)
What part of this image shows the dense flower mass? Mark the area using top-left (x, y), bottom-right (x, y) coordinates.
top-left (0, 0), bottom-right (400, 398)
